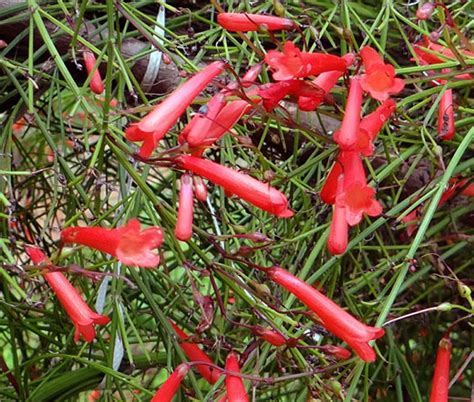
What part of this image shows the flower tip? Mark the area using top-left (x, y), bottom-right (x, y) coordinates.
top-left (277, 209), bottom-right (295, 218)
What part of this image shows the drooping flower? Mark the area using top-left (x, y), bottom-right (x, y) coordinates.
top-left (83, 50), bottom-right (104, 95)
top-left (437, 89), bottom-right (455, 140)
top-left (413, 38), bottom-right (474, 68)
top-left (359, 46), bottom-right (405, 101)
top-left (125, 61), bottom-right (226, 158)
top-left (25, 246), bottom-right (110, 343)
top-left (267, 266), bottom-right (385, 362)
top-left (265, 41), bottom-right (347, 81)
top-left (327, 199), bottom-right (349, 255)
top-left (217, 13), bottom-right (296, 32)
top-left (175, 174), bottom-right (194, 241)
top-left (257, 80), bottom-right (324, 112)
top-left (176, 155), bottom-right (294, 217)
top-left (254, 327), bottom-right (287, 346)
top-left (61, 219), bottom-right (164, 267)
top-left (193, 176), bottom-right (208, 201)
top-left (429, 337), bottom-right (451, 402)
top-left (335, 152), bottom-right (382, 226)
top-left (185, 99), bottom-right (254, 147)
top-left (151, 363), bottom-right (189, 402)
top-left (333, 77), bottom-right (363, 150)
top-left (181, 93), bottom-right (227, 146)
top-left (319, 345), bottom-right (352, 360)
top-left (170, 322), bottom-right (220, 384)
top-left (225, 352), bottom-right (249, 402)
top-left (357, 99), bottom-right (397, 155)
top-left (320, 156), bottom-right (344, 205)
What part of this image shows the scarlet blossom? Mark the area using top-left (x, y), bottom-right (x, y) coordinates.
top-left (193, 176), bottom-right (208, 201)
top-left (429, 337), bottom-right (451, 402)
top-left (359, 46), bottom-right (405, 101)
top-left (320, 156), bottom-right (344, 205)
top-left (151, 363), bottom-right (189, 402)
top-left (170, 322), bottom-right (220, 384)
top-left (12, 116), bottom-right (27, 134)
top-left (401, 208), bottom-right (420, 238)
top-left (254, 327), bottom-right (287, 346)
top-left (320, 345), bottom-right (352, 360)
top-left (257, 80), bottom-right (324, 112)
top-left (175, 174), bottom-right (194, 241)
top-left (125, 61), bottom-right (226, 158)
top-left (267, 266), bottom-right (385, 362)
top-left (333, 77), bottom-right (363, 150)
top-left (176, 155), bottom-right (294, 217)
top-left (25, 246), bottom-right (110, 343)
top-left (83, 50), bottom-right (104, 95)
top-left (61, 219), bottom-right (163, 268)
top-left (225, 352), bottom-right (249, 402)
top-left (327, 199), bottom-right (349, 255)
top-left (181, 93), bottom-right (227, 146)
top-left (217, 13), bottom-right (296, 32)
top-left (186, 99), bottom-right (254, 147)
top-left (357, 99), bottom-right (397, 155)
top-left (265, 41), bottom-right (347, 81)
top-left (335, 152), bottom-right (382, 226)
top-left (416, 3), bottom-right (436, 20)
top-left (437, 89), bottom-right (455, 140)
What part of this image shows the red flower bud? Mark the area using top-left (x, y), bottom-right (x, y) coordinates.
top-left (429, 337), bottom-right (451, 402)
top-left (320, 345), bottom-right (352, 360)
top-left (193, 176), bottom-right (208, 201)
top-left (83, 50), bottom-right (104, 95)
top-left (151, 363), bottom-right (189, 402)
top-left (437, 89), bottom-right (455, 141)
top-left (176, 155), bottom-right (293, 217)
top-left (175, 174), bottom-right (194, 241)
top-left (217, 13), bottom-right (296, 32)
top-left (225, 352), bottom-right (249, 402)
top-left (255, 328), bottom-right (287, 346)
top-left (170, 322), bottom-right (220, 384)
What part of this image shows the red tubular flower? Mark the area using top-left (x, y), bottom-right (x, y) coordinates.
top-left (336, 152), bottom-right (382, 226)
top-left (151, 363), bottom-right (189, 402)
top-left (357, 99), bottom-right (397, 155)
top-left (83, 50), bottom-right (104, 95)
top-left (193, 176), bottom-right (208, 201)
top-left (265, 41), bottom-right (347, 81)
top-left (320, 155), bottom-right (343, 205)
top-left (267, 266), bottom-right (385, 362)
top-left (125, 61), bottom-right (226, 158)
top-left (175, 174), bottom-right (194, 241)
top-left (429, 337), bottom-right (452, 402)
top-left (186, 99), bottom-right (252, 147)
top-left (437, 89), bottom-right (455, 140)
top-left (182, 93), bottom-right (226, 146)
top-left (170, 322), bottom-right (220, 384)
top-left (61, 219), bottom-right (163, 267)
top-left (333, 77), bottom-right (363, 150)
top-left (320, 345), bottom-right (352, 360)
top-left (413, 39), bottom-right (474, 67)
top-left (258, 80), bottom-right (324, 111)
top-left (359, 46), bottom-right (405, 101)
top-left (327, 202), bottom-right (349, 255)
top-left (176, 155), bottom-right (294, 217)
top-left (225, 352), bottom-right (249, 402)
top-left (254, 327), bottom-right (287, 346)
top-left (217, 13), bottom-right (296, 32)
top-left (25, 246), bottom-right (110, 343)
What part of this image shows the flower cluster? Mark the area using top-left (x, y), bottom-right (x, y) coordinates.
top-left (320, 47), bottom-right (400, 255)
